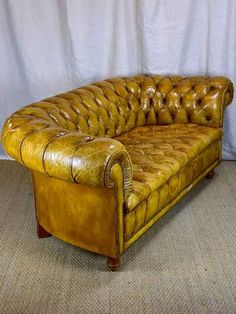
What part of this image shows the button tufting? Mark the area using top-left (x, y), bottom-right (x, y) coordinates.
top-left (1, 74), bottom-right (233, 248)
top-left (1, 74), bottom-right (233, 195)
top-left (117, 123), bottom-right (223, 214)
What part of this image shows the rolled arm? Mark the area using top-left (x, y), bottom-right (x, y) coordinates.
top-left (1, 114), bottom-right (133, 199)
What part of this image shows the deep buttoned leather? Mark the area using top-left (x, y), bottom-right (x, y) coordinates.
top-left (1, 75), bottom-right (233, 260)
top-left (116, 123), bottom-right (222, 212)
top-left (1, 76), bottom-right (233, 195)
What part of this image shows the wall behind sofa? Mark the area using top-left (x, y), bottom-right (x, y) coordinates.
top-left (0, 0), bottom-right (235, 159)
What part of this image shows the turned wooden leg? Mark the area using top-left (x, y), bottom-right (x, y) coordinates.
top-left (206, 170), bottom-right (215, 179)
top-left (37, 222), bottom-right (51, 238)
top-left (107, 257), bottom-right (121, 271)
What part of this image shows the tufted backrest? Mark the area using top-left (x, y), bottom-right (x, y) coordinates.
top-left (3, 75), bottom-right (234, 141)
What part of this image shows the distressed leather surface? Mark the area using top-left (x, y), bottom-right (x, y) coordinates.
top-left (116, 123), bottom-right (223, 212)
top-left (32, 170), bottom-right (118, 258)
top-left (1, 76), bottom-right (233, 193)
top-left (1, 75), bottom-right (233, 259)
top-left (124, 139), bottom-right (221, 240)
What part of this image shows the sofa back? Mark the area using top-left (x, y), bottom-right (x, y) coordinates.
top-left (45, 75), bottom-right (233, 136)
top-left (3, 75), bottom-right (233, 141)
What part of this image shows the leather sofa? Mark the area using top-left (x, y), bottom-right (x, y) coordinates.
top-left (1, 75), bottom-right (233, 270)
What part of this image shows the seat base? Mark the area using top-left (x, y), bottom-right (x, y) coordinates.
top-left (124, 160), bottom-right (220, 250)
top-left (117, 123), bottom-right (222, 213)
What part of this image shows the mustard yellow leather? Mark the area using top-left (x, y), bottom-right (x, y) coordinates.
top-left (124, 158), bottom-right (220, 251)
top-left (1, 76), bottom-right (233, 186)
top-left (116, 123), bottom-right (223, 212)
top-left (1, 75), bottom-right (233, 262)
top-left (124, 139), bottom-right (221, 240)
top-left (32, 170), bottom-right (118, 258)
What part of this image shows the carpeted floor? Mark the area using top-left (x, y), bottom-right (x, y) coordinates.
top-left (0, 160), bottom-right (235, 314)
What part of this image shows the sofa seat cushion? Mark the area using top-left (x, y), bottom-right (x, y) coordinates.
top-left (116, 123), bottom-right (222, 212)
top-left (123, 139), bottom-right (221, 240)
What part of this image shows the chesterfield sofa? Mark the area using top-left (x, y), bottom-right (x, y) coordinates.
top-left (1, 75), bottom-right (233, 270)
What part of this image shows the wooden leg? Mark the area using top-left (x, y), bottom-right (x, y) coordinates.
top-left (37, 222), bottom-right (51, 238)
top-left (107, 257), bottom-right (121, 271)
top-left (206, 170), bottom-right (215, 179)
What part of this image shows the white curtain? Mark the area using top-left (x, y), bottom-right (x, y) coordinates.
top-left (0, 0), bottom-right (236, 159)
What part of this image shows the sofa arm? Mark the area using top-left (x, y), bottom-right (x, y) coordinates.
top-left (141, 76), bottom-right (234, 127)
top-left (1, 116), bottom-right (133, 199)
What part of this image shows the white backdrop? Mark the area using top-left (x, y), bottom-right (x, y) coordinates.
top-left (0, 0), bottom-right (236, 159)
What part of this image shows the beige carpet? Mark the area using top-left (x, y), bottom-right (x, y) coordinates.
top-left (0, 160), bottom-right (235, 314)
